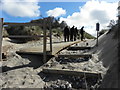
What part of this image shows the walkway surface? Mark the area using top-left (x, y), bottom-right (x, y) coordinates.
top-left (17, 40), bottom-right (82, 55)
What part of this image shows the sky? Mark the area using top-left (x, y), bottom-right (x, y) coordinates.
top-left (0, 0), bottom-right (119, 36)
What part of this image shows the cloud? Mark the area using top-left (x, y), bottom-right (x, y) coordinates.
top-left (60, 0), bottom-right (118, 36)
top-left (46, 7), bottom-right (66, 17)
top-left (1, 0), bottom-right (40, 17)
top-left (1, 0), bottom-right (39, 2)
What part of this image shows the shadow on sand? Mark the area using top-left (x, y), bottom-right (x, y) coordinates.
top-left (1, 54), bottom-right (53, 73)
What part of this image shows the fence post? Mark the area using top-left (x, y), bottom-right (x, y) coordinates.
top-left (43, 19), bottom-right (47, 63)
top-left (96, 22), bottom-right (100, 46)
top-left (0, 18), bottom-right (3, 61)
top-left (50, 20), bottom-right (52, 53)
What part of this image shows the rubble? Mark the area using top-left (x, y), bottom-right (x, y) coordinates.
top-left (0, 38), bottom-right (107, 89)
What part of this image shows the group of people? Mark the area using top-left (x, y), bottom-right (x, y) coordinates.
top-left (64, 25), bottom-right (85, 42)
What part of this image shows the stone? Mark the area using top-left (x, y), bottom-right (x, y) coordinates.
top-left (60, 84), bottom-right (66, 88)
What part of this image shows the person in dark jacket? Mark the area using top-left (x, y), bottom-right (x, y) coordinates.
top-left (70, 26), bottom-right (75, 41)
top-left (74, 27), bottom-right (78, 41)
top-left (80, 26), bottom-right (85, 41)
top-left (64, 26), bottom-right (70, 42)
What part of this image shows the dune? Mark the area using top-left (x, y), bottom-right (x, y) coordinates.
top-left (91, 25), bottom-right (118, 88)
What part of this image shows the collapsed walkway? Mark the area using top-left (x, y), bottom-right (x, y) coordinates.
top-left (16, 40), bottom-right (82, 55)
top-left (1, 38), bottom-right (107, 89)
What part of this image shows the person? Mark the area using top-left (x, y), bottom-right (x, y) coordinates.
top-left (80, 26), bottom-right (85, 41)
top-left (74, 27), bottom-right (78, 41)
top-left (77, 29), bottom-right (80, 39)
top-left (70, 26), bottom-right (74, 41)
top-left (64, 26), bottom-right (69, 42)
top-left (66, 27), bottom-right (70, 42)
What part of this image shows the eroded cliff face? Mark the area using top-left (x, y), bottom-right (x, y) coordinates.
top-left (97, 25), bottom-right (119, 88)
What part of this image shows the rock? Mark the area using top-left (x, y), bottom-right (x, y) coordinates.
top-left (62, 67), bottom-right (66, 69)
top-left (67, 83), bottom-right (72, 88)
top-left (57, 79), bottom-right (60, 84)
top-left (76, 82), bottom-right (79, 86)
top-left (60, 84), bottom-right (66, 88)
top-left (82, 82), bottom-right (87, 89)
top-left (51, 84), bottom-right (59, 88)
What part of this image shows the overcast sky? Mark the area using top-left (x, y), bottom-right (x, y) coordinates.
top-left (0, 0), bottom-right (118, 36)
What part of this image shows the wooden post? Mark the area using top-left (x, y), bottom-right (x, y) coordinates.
top-left (96, 23), bottom-right (100, 46)
top-left (49, 20), bottom-right (52, 53)
top-left (0, 18), bottom-right (3, 61)
top-left (43, 19), bottom-right (47, 63)
top-left (96, 30), bottom-right (98, 46)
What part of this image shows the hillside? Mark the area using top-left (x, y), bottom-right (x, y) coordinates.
top-left (84, 32), bottom-right (96, 39)
top-left (90, 25), bottom-right (118, 88)
top-left (4, 17), bottom-right (95, 43)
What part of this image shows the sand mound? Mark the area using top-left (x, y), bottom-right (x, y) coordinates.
top-left (91, 25), bottom-right (118, 88)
